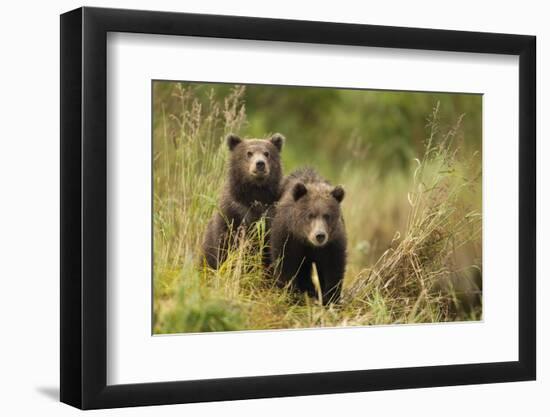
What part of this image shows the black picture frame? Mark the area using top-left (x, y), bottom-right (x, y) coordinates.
top-left (60, 6), bottom-right (536, 410)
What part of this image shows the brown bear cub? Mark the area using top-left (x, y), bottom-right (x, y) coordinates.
top-left (270, 168), bottom-right (346, 305)
top-left (202, 133), bottom-right (284, 269)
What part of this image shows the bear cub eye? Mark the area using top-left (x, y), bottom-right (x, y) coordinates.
top-left (308, 213), bottom-right (315, 220)
top-left (264, 151), bottom-right (270, 158)
top-left (247, 151), bottom-right (253, 158)
top-left (323, 214), bottom-right (331, 221)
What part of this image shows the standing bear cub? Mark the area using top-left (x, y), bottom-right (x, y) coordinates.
top-left (270, 168), bottom-right (347, 305)
top-left (202, 133), bottom-right (284, 269)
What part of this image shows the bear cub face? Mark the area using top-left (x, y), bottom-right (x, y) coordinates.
top-left (227, 134), bottom-right (284, 193)
top-left (290, 181), bottom-right (345, 247)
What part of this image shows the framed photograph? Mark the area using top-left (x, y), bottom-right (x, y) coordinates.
top-left (60, 6), bottom-right (536, 409)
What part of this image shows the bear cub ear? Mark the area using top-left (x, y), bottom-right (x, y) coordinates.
top-left (292, 182), bottom-right (307, 201)
top-left (226, 134), bottom-right (242, 151)
top-left (331, 185), bottom-right (345, 203)
top-left (270, 133), bottom-right (285, 152)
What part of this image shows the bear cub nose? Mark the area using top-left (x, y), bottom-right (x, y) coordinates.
top-left (315, 232), bottom-right (327, 244)
top-left (256, 160), bottom-right (266, 171)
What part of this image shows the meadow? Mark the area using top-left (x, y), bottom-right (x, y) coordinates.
top-left (152, 81), bottom-right (482, 333)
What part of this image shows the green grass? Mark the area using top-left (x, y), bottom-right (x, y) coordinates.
top-left (152, 82), bottom-right (482, 334)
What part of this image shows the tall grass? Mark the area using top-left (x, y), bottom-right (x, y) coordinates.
top-left (153, 83), bottom-right (482, 334)
top-left (343, 103), bottom-right (482, 323)
top-left (153, 83), bottom-right (247, 331)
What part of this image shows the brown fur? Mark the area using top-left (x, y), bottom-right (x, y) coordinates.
top-left (271, 168), bottom-right (347, 305)
top-left (202, 133), bottom-right (284, 268)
